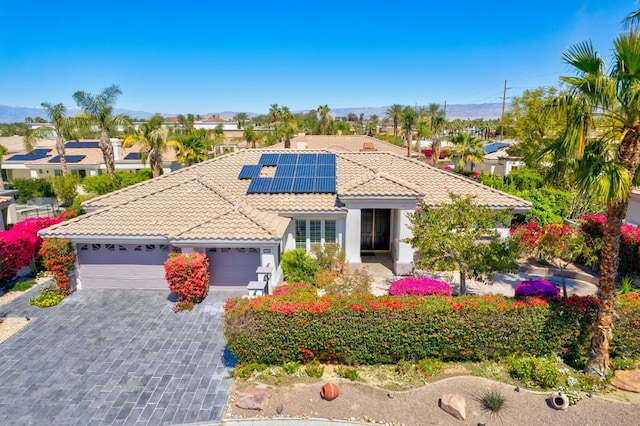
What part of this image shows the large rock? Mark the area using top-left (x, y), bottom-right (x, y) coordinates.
top-left (236, 387), bottom-right (272, 410)
top-left (440, 393), bottom-right (466, 420)
top-left (611, 370), bottom-right (640, 393)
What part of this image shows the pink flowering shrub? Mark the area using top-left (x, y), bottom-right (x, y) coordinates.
top-left (164, 252), bottom-right (209, 311)
top-left (389, 277), bottom-right (452, 296)
top-left (515, 279), bottom-right (560, 298)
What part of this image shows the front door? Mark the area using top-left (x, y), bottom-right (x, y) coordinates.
top-left (360, 209), bottom-right (391, 252)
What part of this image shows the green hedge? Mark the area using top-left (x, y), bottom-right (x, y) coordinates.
top-left (223, 292), bottom-right (621, 365)
top-left (8, 178), bottom-right (54, 202)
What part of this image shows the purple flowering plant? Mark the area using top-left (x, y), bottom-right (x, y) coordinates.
top-left (514, 279), bottom-right (560, 298)
top-left (389, 277), bottom-right (452, 296)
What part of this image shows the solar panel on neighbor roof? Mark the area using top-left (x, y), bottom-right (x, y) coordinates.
top-left (124, 152), bottom-right (141, 160)
top-left (6, 149), bottom-right (52, 161)
top-left (65, 141), bottom-right (100, 148)
top-left (238, 165), bottom-right (262, 179)
top-left (48, 155), bottom-right (86, 163)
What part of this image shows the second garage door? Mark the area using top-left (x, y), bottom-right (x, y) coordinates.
top-left (207, 248), bottom-right (260, 286)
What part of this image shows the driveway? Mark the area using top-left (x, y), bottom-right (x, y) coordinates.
top-left (0, 287), bottom-right (244, 425)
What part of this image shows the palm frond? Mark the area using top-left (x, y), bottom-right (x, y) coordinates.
top-left (562, 40), bottom-right (603, 75)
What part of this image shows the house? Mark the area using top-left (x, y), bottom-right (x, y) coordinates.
top-left (2, 140), bottom-right (180, 181)
top-left (626, 189), bottom-right (640, 226)
top-left (269, 134), bottom-right (408, 156)
top-left (39, 150), bottom-right (531, 291)
top-left (478, 142), bottom-right (525, 176)
top-left (0, 189), bottom-right (18, 230)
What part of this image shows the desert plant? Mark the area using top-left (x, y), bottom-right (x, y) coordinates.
top-left (281, 249), bottom-right (318, 284)
top-left (318, 268), bottom-right (372, 295)
top-left (305, 360), bottom-right (324, 378)
top-left (506, 355), bottom-right (561, 389)
top-left (311, 243), bottom-right (345, 271)
top-left (619, 275), bottom-right (638, 295)
top-left (51, 174), bottom-right (78, 207)
top-left (282, 361), bottom-right (301, 374)
top-left (29, 285), bottom-right (65, 307)
top-left (416, 358), bottom-right (444, 377)
top-left (335, 366), bottom-right (359, 381)
top-left (480, 388), bottom-right (506, 413)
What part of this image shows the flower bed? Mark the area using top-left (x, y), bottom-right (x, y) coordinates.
top-left (389, 277), bottom-right (451, 296)
top-left (515, 279), bottom-right (560, 298)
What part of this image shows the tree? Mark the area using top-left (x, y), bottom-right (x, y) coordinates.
top-left (401, 106), bottom-right (417, 157)
top-left (366, 114), bottom-right (380, 136)
top-left (168, 129), bottom-right (211, 166)
top-left (317, 104), bottom-right (331, 135)
top-left (24, 103), bottom-right (83, 176)
top-left (122, 114), bottom-right (170, 177)
top-left (73, 84), bottom-right (130, 176)
top-left (548, 29), bottom-right (640, 377)
top-left (448, 133), bottom-right (485, 170)
top-left (233, 112), bottom-right (249, 129)
top-left (243, 124), bottom-right (263, 149)
top-left (385, 104), bottom-right (403, 140)
top-left (427, 104), bottom-right (446, 165)
top-left (405, 193), bottom-right (514, 295)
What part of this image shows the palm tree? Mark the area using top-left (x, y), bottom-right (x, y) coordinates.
top-left (317, 105), bottom-right (331, 135)
top-left (233, 112), bottom-right (249, 129)
top-left (122, 114), bottom-right (169, 177)
top-left (401, 106), bottom-right (417, 157)
top-left (24, 102), bottom-right (79, 175)
top-left (244, 124), bottom-right (263, 149)
top-left (73, 84), bottom-right (130, 176)
top-left (448, 133), bottom-right (484, 170)
top-left (385, 104), bottom-right (403, 140)
top-left (366, 114), bottom-right (380, 136)
top-left (168, 129), bottom-right (212, 166)
top-left (548, 31), bottom-right (640, 377)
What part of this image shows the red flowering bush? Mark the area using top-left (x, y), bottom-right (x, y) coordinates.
top-left (164, 252), bottom-right (209, 311)
top-left (0, 215), bottom-right (64, 281)
top-left (39, 238), bottom-right (75, 295)
top-left (389, 277), bottom-right (452, 296)
top-left (515, 279), bottom-right (560, 298)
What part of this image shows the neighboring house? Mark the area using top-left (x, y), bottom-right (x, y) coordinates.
top-left (269, 134), bottom-right (407, 156)
top-left (470, 141), bottom-right (525, 176)
top-left (0, 189), bottom-right (18, 229)
top-left (2, 140), bottom-right (180, 180)
top-left (40, 150), bottom-right (531, 291)
top-left (626, 189), bottom-right (640, 226)
top-left (0, 135), bottom-right (55, 153)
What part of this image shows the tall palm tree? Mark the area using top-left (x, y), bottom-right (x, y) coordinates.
top-left (122, 114), bottom-right (169, 177)
top-left (548, 32), bottom-right (640, 377)
top-left (385, 104), bottom-right (403, 140)
top-left (168, 129), bottom-right (212, 166)
top-left (401, 106), bottom-right (417, 157)
top-left (366, 114), bottom-right (380, 136)
top-left (317, 105), bottom-right (331, 135)
top-left (430, 116), bottom-right (446, 165)
top-left (448, 133), bottom-right (484, 170)
top-left (24, 102), bottom-right (79, 175)
top-left (73, 84), bottom-right (130, 176)
top-left (233, 112), bottom-right (249, 129)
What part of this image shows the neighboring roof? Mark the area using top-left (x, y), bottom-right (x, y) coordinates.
top-left (268, 135), bottom-right (407, 156)
top-left (0, 135), bottom-right (55, 153)
top-left (484, 142), bottom-right (510, 154)
top-left (41, 150), bottom-right (530, 241)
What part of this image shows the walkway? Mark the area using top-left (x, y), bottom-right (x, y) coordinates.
top-left (0, 287), bottom-right (243, 425)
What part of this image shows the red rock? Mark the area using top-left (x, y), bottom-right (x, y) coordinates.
top-left (236, 387), bottom-right (272, 410)
top-left (611, 370), bottom-right (640, 393)
top-left (440, 393), bottom-right (466, 420)
top-left (320, 382), bottom-right (340, 401)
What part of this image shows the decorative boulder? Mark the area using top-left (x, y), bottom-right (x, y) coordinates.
top-left (440, 393), bottom-right (466, 420)
top-left (611, 370), bottom-right (640, 393)
top-left (320, 382), bottom-right (340, 401)
top-left (550, 391), bottom-right (569, 410)
top-left (236, 387), bottom-right (272, 410)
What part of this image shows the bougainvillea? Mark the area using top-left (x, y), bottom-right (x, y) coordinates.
top-left (164, 252), bottom-right (209, 311)
top-left (515, 279), bottom-right (560, 298)
top-left (389, 277), bottom-right (452, 296)
top-left (39, 238), bottom-right (75, 295)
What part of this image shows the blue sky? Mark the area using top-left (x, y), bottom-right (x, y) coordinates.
top-left (0, 0), bottom-right (635, 115)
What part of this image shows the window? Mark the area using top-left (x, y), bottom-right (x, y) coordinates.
top-left (310, 220), bottom-right (321, 245)
top-left (106, 244), bottom-right (115, 251)
top-left (78, 244), bottom-right (88, 251)
top-left (145, 244), bottom-right (155, 251)
top-left (91, 244), bottom-right (101, 250)
top-left (159, 244), bottom-right (170, 251)
top-left (295, 220), bottom-right (306, 249)
top-left (325, 220), bottom-right (336, 244)
top-left (118, 245), bottom-right (127, 251)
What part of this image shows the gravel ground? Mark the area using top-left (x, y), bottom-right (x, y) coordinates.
top-left (226, 376), bottom-right (640, 425)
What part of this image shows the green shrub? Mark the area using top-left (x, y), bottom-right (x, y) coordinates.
top-left (117, 169), bottom-right (153, 187)
top-left (396, 360), bottom-right (413, 375)
top-left (8, 178), bottom-right (54, 202)
top-left (281, 250), bottom-right (318, 284)
top-left (516, 187), bottom-right (573, 224)
top-left (480, 389), bottom-right (506, 413)
top-left (335, 366), bottom-right (359, 381)
top-left (51, 175), bottom-right (78, 207)
top-left (282, 361), bottom-right (301, 374)
top-left (311, 243), bottom-right (344, 271)
top-left (305, 360), bottom-right (324, 378)
top-left (416, 358), bottom-right (444, 377)
top-left (506, 355), bottom-right (561, 389)
top-left (81, 174), bottom-right (119, 195)
top-left (29, 285), bottom-right (65, 308)
top-left (67, 194), bottom-right (93, 216)
top-left (224, 293), bottom-right (604, 366)
top-left (505, 168), bottom-right (544, 191)
top-left (5, 278), bottom-right (37, 292)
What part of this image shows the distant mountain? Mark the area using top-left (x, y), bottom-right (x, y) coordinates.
top-left (0, 103), bottom-right (507, 123)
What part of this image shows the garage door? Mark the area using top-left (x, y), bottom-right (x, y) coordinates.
top-left (207, 248), bottom-right (260, 286)
top-left (77, 243), bottom-right (170, 289)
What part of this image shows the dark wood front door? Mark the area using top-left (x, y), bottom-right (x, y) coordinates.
top-left (360, 209), bottom-right (391, 251)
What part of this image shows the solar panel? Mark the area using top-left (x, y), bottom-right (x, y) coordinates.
top-left (247, 177), bottom-right (273, 193)
top-left (270, 177), bottom-right (293, 193)
top-left (292, 178), bottom-right (314, 193)
top-left (258, 153), bottom-right (279, 166)
top-left (274, 164), bottom-right (296, 177)
top-left (48, 155), bottom-right (86, 163)
top-left (316, 164), bottom-right (336, 177)
top-left (124, 152), bottom-right (141, 160)
top-left (317, 153), bottom-right (336, 164)
top-left (65, 141), bottom-right (100, 148)
top-left (296, 165), bottom-right (316, 177)
top-left (298, 153), bottom-right (317, 165)
top-left (278, 153), bottom-right (298, 164)
top-left (484, 142), bottom-right (509, 154)
top-left (314, 177), bottom-right (336, 193)
top-left (5, 149), bottom-right (51, 161)
top-left (238, 165), bottom-right (262, 179)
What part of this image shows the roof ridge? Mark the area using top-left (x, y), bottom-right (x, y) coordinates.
top-left (236, 204), bottom-right (285, 238)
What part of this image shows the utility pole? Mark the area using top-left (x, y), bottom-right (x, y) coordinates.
top-left (500, 80), bottom-right (507, 140)
top-left (443, 100), bottom-right (447, 118)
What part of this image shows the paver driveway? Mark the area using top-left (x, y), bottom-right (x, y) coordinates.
top-left (0, 287), bottom-right (244, 425)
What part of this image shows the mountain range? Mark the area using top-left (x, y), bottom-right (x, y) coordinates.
top-left (0, 103), bottom-right (506, 124)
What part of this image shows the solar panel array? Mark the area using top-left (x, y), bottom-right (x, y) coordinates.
top-left (48, 155), bottom-right (86, 164)
top-left (65, 141), bottom-right (100, 148)
top-left (242, 153), bottom-right (337, 194)
top-left (124, 152), bottom-right (142, 160)
top-left (6, 149), bottom-right (51, 162)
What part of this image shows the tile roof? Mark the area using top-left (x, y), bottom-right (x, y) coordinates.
top-left (268, 135), bottom-right (407, 156)
top-left (41, 149), bottom-right (530, 241)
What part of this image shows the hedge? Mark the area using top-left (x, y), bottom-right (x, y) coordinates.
top-left (224, 291), bottom-right (612, 365)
